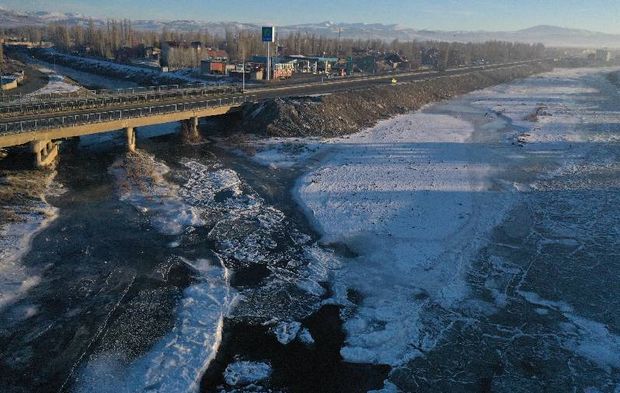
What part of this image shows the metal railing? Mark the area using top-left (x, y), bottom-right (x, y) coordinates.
top-left (0, 83), bottom-right (242, 106)
top-left (0, 95), bottom-right (256, 135)
top-left (0, 85), bottom-right (243, 117)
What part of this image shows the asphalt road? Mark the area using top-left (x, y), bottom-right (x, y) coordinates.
top-left (249, 60), bottom-right (540, 99)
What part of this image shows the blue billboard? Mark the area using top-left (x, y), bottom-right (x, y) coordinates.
top-left (262, 26), bottom-right (275, 43)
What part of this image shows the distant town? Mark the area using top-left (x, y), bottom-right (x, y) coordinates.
top-left (2, 17), bottom-right (618, 94)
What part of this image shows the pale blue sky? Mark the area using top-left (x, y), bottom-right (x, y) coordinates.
top-left (2, 0), bottom-right (620, 33)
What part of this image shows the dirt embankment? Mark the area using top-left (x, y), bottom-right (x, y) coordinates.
top-left (235, 63), bottom-right (553, 138)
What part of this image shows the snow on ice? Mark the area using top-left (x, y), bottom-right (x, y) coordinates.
top-left (290, 67), bottom-right (620, 370)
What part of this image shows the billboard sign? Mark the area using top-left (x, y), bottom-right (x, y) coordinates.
top-left (262, 26), bottom-right (275, 42)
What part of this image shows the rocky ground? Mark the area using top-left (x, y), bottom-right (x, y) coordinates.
top-left (234, 63), bottom-right (553, 138)
top-left (0, 164), bottom-right (55, 226)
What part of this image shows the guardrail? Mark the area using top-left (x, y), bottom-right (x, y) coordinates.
top-left (0, 83), bottom-right (242, 105)
top-left (0, 95), bottom-right (256, 136)
top-left (0, 85), bottom-right (244, 117)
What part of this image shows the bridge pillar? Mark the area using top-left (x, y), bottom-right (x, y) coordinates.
top-left (31, 139), bottom-right (59, 169)
top-left (182, 116), bottom-right (201, 143)
top-left (126, 127), bottom-right (136, 152)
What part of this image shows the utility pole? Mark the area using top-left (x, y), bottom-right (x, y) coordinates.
top-left (0, 38), bottom-right (3, 95)
top-left (338, 28), bottom-right (342, 55)
top-left (242, 55), bottom-right (246, 93)
top-left (267, 41), bottom-right (270, 81)
top-left (262, 26), bottom-right (275, 81)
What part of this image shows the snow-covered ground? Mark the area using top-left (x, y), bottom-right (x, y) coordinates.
top-left (28, 66), bottom-right (81, 95)
top-left (40, 50), bottom-right (228, 86)
top-left (31, 59), bottom-right (139, 90)
top-left (247, 67), bottom-right (620, 390)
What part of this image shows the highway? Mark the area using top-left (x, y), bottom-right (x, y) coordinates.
top-left (0, 60), bottom-right (546, 136)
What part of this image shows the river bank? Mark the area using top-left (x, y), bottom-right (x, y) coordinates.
top-left (234, 62), bottom-right (552, 138)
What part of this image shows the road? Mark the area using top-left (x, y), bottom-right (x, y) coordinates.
top-left (0, 60), bottom-right (546, 133)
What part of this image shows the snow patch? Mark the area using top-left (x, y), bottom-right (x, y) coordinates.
top-left (296, 110), bottom-right (515, 366)
top-left (518, 290), bottom-right (620, 372)
top-left (28, 67), bottom-right (80, 95)
top-left (109, 152), bottom-right (204, 235)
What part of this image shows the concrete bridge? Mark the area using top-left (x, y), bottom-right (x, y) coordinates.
top-left (0, 85), bottom-right (253, 167)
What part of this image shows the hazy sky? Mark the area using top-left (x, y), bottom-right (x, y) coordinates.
top-left (2, 0), bottom-right (620, 33)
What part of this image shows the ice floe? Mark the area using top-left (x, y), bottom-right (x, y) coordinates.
top-left (75, 258), bottom-right (236, 393)
top-left (109, 152), bottom-right (204, 235)
top-left (270, 321), bottom-right (302, 345)
top-left (223, 361), bottom-right (272, 386)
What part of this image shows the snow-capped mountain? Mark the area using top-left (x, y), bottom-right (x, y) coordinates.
top-left (1, 7), bottom-right (618, 48)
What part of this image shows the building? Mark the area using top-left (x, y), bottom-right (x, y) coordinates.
top-left (283, 55), bottom-right (314, 73)
top-left (595, 49), bottom-right (612, 62)
top-left (201, 59), bottom-right (227, 75)
top-left (200, 50), bottom-right (230, 76)
top-left (191, 41), bottom-right (203, 52)
top-left (205, 50), bottom-right (229, 62)
top-left (229, 63), bottom-right (264, 81)
top-left (273, 62), bottom-right (294, 79)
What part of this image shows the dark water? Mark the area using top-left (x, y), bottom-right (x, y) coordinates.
top-left (0, 126), bottom-right (388, 393)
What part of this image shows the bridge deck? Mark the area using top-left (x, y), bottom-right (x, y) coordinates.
top-left (0, 95), bottom-right (253, 148)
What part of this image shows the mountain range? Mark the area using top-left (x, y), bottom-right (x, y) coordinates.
top-left (1, 7), bottom-right (619, 48)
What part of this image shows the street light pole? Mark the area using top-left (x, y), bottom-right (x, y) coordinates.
top-left (242, 55), bottom-right (246, 93)
top-left (267, 41), bottom-right (270, 81)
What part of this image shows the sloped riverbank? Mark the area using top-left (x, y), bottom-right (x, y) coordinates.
top-left (236, 62), bottom-right (552, 138)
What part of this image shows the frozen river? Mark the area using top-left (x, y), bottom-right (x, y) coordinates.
top-left (0, 67), bottom-right (618, 392)
top-left (291, 67), bottom-right (620, 392)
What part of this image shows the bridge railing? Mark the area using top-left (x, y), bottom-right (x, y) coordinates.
top-left (0, 95), bottom-right (256, 136)
top-left (0, 85), bottom-right (244, 117)
top-left (0, 82), bottom-right (242, 106)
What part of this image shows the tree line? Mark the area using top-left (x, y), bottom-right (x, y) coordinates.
top-left (2, 21), bottom-right (546, 69)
